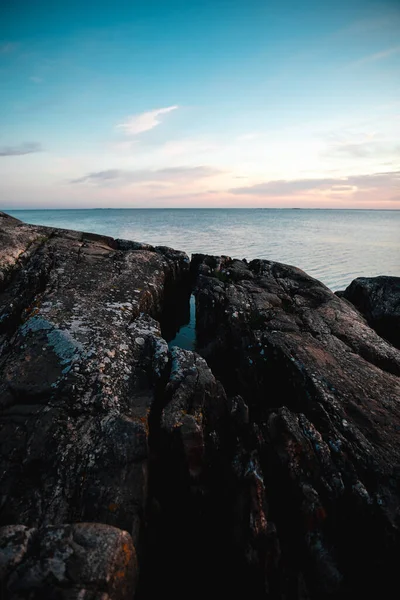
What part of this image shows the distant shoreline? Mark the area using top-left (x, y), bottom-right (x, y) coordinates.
top-left (3, 207), bottom-right (400, 212)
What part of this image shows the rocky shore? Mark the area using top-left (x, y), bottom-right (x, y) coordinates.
top-left (1, 210), bottom-right (399, 599)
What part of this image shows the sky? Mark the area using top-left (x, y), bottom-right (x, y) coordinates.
top-left (0, 0), bottom-right (399, 209)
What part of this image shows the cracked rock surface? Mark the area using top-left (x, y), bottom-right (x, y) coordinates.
top-left (1, 213), bottom-right (400, 600)
top-left (193, 253), bottom-right (400, 598)
top-left (0, 522), bottom-right (137, 600)
top-left (0, 212), bottom-right (188, 599)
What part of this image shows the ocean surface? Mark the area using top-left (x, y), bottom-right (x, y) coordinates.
top-left (6, 208), bottom-right (400, 292)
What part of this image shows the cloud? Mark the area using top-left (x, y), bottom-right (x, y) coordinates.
top-left (71, 169), bottom-right (121, 183)
top-left (327, 142), bottom-right (376, 158)
top-left (349, 45), bottom-right (400, 68)
top-left (346, 171), bottom-right (400, 188)
top-left (230, 171), bottom-right (400, 196)
top-left (230, 178), bottom-right (339, 196)
top-left (236, 133), bottom-right (262, 142)
top-left (321, 124), bottom-right (400, 160)
top-left (324, 140), bottom-right (400, 159)
top-left (0, 42), bottom-right (18, 54)
top-left (157, 138), bottom-right (217, 157)
top-left (29, 76), bottom-right (43, 84)
top-left (0, 142), bottom-right (43, 157)
top-left (117, 106), bottom-right (178, 135)
top-left (70, 165), bottom-right (222, 185)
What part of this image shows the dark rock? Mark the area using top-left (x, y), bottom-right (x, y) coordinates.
top-left (337, 275), bottom-right (400, 349)
top-left (138, 346), bottom-right (230, 598)
top-left (0, 212), bottom-right (188, 546)
top-left (193, 254), bottom-right (400, 598)
top-left (0, 522), bottom-right (137, 599)
top-left (2, 212), bottom-right (400, 600)
top-left (139, 344), bottom-right (281, 599)
top-left (161, 346), bottom-right (227, 479)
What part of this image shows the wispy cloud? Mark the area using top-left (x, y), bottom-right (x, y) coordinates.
top-left (325, 141), bottom-right (376, 158)
top-left (236, 133), bottom-right (262, 142)
top-left (349, 45), bottom-right (400, 68)
top-left (70, 165), bottom-right (222, 185)
top-left (324, 140), bottom-right (400, 159)
top-left (29, 76), bottom-right (43, 84)
top-left (231, 178), bottom-right (339, 196)
top-left (230, 170), bottom-right (400, 196)
top-left (117, 106), bottom-right (179, 135)
top-left (0, 142), bottom-right (43, 157)
top-left (0, 42), bottom-right (18, 54)
top-left (71, 169), bottom-right (121, 184)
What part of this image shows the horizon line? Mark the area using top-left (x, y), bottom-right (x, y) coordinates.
top-left (3, 207), bottom-right (400, 212)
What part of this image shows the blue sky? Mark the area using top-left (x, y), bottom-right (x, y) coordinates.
top-left (0, 0), bottom-right (399, 208)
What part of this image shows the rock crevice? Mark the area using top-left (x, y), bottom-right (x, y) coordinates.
top-left (1, 212), bottom-right (399, 600)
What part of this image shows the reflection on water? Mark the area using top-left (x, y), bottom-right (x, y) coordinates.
top-left (7, 208), bottom-right (400, 291)
top-left (167, 295), bottom-right (196, 351)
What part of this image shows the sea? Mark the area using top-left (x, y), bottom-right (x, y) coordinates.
top-left (6, 208), bottom-right (400, 292)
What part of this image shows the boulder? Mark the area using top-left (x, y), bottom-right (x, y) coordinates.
top-left (0, 522), bottom-right (137, 599)
top-left (337, 276), bottom-right (400, 349)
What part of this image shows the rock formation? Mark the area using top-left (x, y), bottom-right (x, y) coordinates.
top-left (192, 254), bottom-right (400, 598)
top-left (0, 212), bottom-right (399, 599)
top-left (0, 523), bottom-right (137, 600)
top-left (337, 275), bottom-right (400, 349)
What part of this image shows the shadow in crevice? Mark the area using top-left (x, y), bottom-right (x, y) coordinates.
top-left (167, 294), bottom-right (196, 351)
top-left (162, 290), bottom-right (197, 352)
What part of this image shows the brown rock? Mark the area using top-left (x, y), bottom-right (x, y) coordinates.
top-left (0, 522), bottom-right (137, 599)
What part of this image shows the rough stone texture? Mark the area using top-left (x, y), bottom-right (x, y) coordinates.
top-left (161, 346), bottom-right (227, 479)
top-left (337, 275), bottom-right (400, 349)
top-left (136, 345), bottom-right (231, 598)
top-left (0, 211), bottom-right (188, 542)
top-left (193, 253), bottom-right (400, 598)
top-left (137, 345), bottom-right (281, 600)
top-left (2, 212), bottom-right (400, 600)
top-left (0, 522), bottom-right (137, 599)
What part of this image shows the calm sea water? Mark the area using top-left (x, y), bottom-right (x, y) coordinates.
top-left (6, 209), bottom-right (400, 291)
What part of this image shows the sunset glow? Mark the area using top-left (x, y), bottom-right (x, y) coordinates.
top-left (1, 0), bottom-right (399, 209)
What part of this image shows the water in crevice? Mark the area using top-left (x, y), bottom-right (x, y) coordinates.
top-left (167, 293), bottom-right (196, 351)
